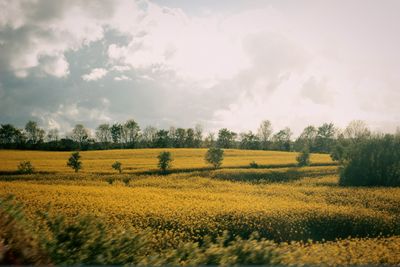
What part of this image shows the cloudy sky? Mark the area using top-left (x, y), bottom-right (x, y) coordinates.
top-left (0, 0), bottom-right (399, 136)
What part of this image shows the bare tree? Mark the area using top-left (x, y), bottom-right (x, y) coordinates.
top-left (96, 124), bottom-right (111, 144)
top-left (71, 124), bottom-right (90, 147)
top-left (343, 120), bottom-right (370, 140)
top-left (46, 128), bottom-right (59, 142)
top-left (257, 120), bottom-right (273, 150)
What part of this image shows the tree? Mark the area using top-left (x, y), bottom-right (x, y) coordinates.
top-left (67, 151), bottom-right (82, 172)
top-left (217, 128), bottom-right (237, 148)
top-left (194, 124), bottom-right (203, 148)
top-left (339, 134), bottom-right (400, 186)
top-left (185, 128), bottom-right (195, 148)
top-left (173, 128), bottom-right (186, 148)
top-left (204, 133), bottom-right (215, 148)
top-left (315, 123), bottom-right (336, 153)
top-left (294, 125), bottom-right (317, 152)
top-left (343, 120), bottom-right (370, 141)
top-left (141, 126), bottom-right (158, 147)
top-left (296, 147), bottom-right (311, 167)
top-left (71, 124), bottom-right (89, 148)
top-left (96, 124), bottom-right (111, 146)
top-left (155, 130), bottom-right (170, 148)
top-left (46, 128), bottom-right (59, 142)
top-left (157, 151), bottom-right (173, 174)
top-left (110, 123), bottom-right (123, 144)
top-left (239, 131), bottom-right (260, 150)
top-left (25, 121), bottom-right (45, 145)
top-left (111, 161), bottom-right (122, 173)
top-left (124, 119), bottom-right (140, 148)
top-left (205, 147), bottom-right (224, 169)
top-left (17, 161), bottom-right (34, 174)
top-left (272, 127), bottom-right (292, 151)
top-left (257, 120), bottom-right (273, 150)
top-left (0, 124), bottom-right (21, 145)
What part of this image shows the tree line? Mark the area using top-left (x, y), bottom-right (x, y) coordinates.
top-left (0, 119), bottom-right (398, 153)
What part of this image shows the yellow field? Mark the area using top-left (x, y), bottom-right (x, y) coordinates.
top-left (0, 149), bottom-right (333, 173)
top-left (0, 149), bottom-right (399, 265)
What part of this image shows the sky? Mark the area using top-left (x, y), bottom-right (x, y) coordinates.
top-left (0, 0), bottom-right (399, 136)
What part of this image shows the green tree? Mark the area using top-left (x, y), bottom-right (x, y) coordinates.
top-left (110, 123), bottom-right (123, 144)
top-left (205, 147), bottom-right (224, 169)
top-left (239, 131), bottom-right (260, 150)
top-left (17, 161), bottom-right (35, 174)
top-left (296, 147), bottom-right (311, 167)
top-left (67, 151), bottom-right (82, 172)
top-left (272, 127), bottom-right (292, 151)
top-left (315, 123), bottom-right (336, 153)
top-left (217, 128), bottom-right (237, 148)
top-left (339, 134), bottom-right (400, 186)
top-left (123, 119), bottom-right (140, 148)
top-left (112, 161), bottom-right (122, 173)
top-left (157, 151), bottom-right (173, 174)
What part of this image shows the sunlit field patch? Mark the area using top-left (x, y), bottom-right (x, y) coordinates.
top-left (0, 148), bottom-right (399, 265)
top-left (0, 149), bottom-right (333, 173)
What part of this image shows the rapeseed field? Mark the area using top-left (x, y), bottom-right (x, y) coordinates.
top-left (0, 149), bottom-right (399, 265)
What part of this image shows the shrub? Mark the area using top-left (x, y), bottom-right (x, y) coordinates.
top-left (17, 161), bottom-right (34, 174)
top-left (122, 177), bottom-right (131, 186)
top-left (205, 147), bottom-right (224, 169)
top-left (67, 152), bottom-right (82, 173)
top-left (0, 196), bottom-right (50, 265)
top-left (339, 134), bottom-right (400, 186)
top-left (296, 147), bottom-right (310, 167)
top-left (249, 161), bottom-right (259, 168)
top-left (157, 151), bottom-right (173, 174)
top-left (105, 177), bottom-right (115, 185)
top-left (111, 161), bottom-right (122, 173)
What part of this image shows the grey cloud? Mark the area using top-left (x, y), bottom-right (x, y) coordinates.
top-left (300, 77), bottom-right (333, 105)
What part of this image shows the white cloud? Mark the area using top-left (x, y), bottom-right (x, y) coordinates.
top-left (82, 68), bottom-right (108, 81)
top-left (114, 75), bottom-right (131, 81)
top-left (40, 55), bottom-right (70, 78)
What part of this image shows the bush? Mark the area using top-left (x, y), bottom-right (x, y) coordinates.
top-left (249, 161), bottom-right (259, 168)
top-left (339, 134), bottom-right (400, 186)
top-left (112, 161), bottom-right (122, 173)
top-left (67, 152), bottom-right (82, 173)
top-left (106, 177), bottom-right (115, 185)
top-left (17, 161), bottom-right (34, 174)
top-left (296, 147), bottom-right (310, 167)
top-left (1, 196), bottom-right (283, 265)
top-left (205, 147), bottom-right (224, 169)
top-left (158, 151), bottom-right (173, 174)
top-left (122, 177), bottom-right (131, 186)
top-left (0, 196), bottom-right (50, 265)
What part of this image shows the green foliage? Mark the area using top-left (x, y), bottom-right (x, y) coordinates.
top-left (111, 161), bottom-right (122, 173)
top-left (38, 212), bottom-right (149, 265)
top-left (249, 161), bottom-right (259, 168)
top-left (1, 196), bottom-right (283, 265)
top-left (205, 147), bottom-right (224, 169)
top-left (17, 161), bottom-right (34, 174)
top-left (216, 128), bottom-right (237, 148)
top-left (339, 134), bottom-right (400, 186)
top-left (158, 151), bottom-right (173, 174)
top-left (296, 147), bottom-right (311, 167)
top-left (66, 152), bottom-right (82, 172)
top-left (0, 196), bottom-right (50, 265)
top-left (105, 177), bottom-right (115, 185)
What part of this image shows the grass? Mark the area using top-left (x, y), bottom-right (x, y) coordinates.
top-left (0, 148), bottom-right (399, 265)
